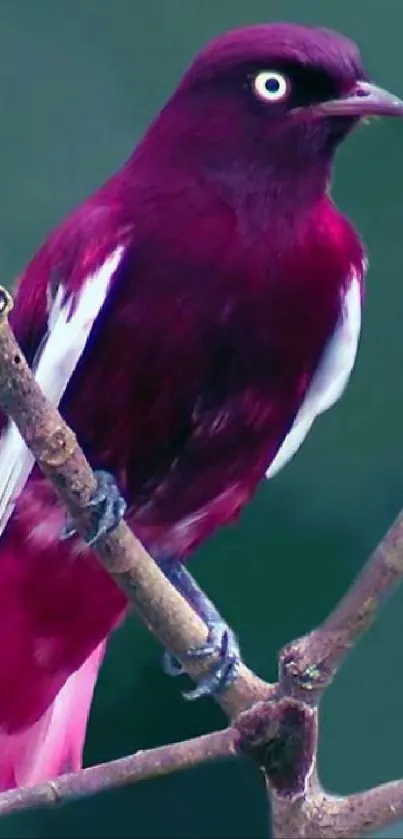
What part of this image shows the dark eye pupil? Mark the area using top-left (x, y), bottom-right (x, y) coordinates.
top-left (265, 77), bottom-right (280, 94)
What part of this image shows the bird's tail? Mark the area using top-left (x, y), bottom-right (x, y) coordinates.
top-left (0, 641), bottom-right (106, 790)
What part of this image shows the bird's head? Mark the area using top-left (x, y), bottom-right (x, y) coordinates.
top-left (144, 23), bottom-right (403, 210)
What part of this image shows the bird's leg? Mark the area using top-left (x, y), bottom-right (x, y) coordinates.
top-left (60, 470), bottom-right (127, 547)
top-left (158, 558), bottom-right (241, 701)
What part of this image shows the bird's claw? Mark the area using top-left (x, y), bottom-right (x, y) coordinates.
top-left (163, 621), bottom-right (240, 700)
top-left (162, 652), bottom-right (183, 677)
top-left (60, 470), bottom-right (127, 547)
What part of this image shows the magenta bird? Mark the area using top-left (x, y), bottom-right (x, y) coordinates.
top-left (0, 22), bottom-right (400, 789)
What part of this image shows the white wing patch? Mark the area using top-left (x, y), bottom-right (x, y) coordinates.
top-left (266, 270), bottom-right (362, 480)
top-left (0, 245), bottom-right (125, 537)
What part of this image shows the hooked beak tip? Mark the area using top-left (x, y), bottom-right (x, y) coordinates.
top-left (314, 81), bottom-right (403, 119)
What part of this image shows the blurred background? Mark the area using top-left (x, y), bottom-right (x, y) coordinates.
top-left (0, 1), bottom-right (402, 836)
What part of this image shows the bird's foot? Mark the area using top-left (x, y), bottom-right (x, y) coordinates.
top-left (163, 619), bottom-right (240, 700)
top-left (60, 469), bottom-right (127, 547)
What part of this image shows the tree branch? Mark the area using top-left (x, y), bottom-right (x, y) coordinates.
top-left (269, 780), bottom-right (403, 839)
top-left (0, 728), bottom-right (238, 817)
top-left (0, 284), bottom-right (403, 838)
top-left (326, 780), bottom-right (403, 838)
top-left (279, 510), bottom-right (403, 704)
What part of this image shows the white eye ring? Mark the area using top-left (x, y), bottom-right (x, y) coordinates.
top-left (252, 71), bottom-right (289, 103)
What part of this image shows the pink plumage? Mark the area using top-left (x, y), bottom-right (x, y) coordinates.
top-left (0, 642), bottom-right (105, 788)
top-left (0, 22), bottom-right (401, 787)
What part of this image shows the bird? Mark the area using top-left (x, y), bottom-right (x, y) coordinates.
top-left (0, 21), bottom-right (401, 790)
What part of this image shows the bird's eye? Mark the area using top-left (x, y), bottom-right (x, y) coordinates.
top-left (252, 71), bottom-right (289, 103)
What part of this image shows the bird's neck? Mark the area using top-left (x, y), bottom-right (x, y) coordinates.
top-left (114, 154), bottom-right (363, 307)
top-left (113, 113), bottom-right (362, 278)
top-left (127, 139), bottom-right (332, 251)
top-left (129, 97), bottom-right (339, 243)
top-left (202, 155), bottom-right (333, 243)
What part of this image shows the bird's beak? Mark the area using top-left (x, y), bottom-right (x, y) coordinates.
top-left (314, 81), bottom-right (403, 118)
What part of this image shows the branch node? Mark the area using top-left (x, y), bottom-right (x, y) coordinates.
top-left (37, 426), bottom-right (78, 469)
top-left (279, 635), bottom-right (330, 698)
top-left (235, 698), bottom-right (317, 799)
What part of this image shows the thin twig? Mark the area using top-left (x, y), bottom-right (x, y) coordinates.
top-left (0, 288), bottom-right (268, 719)
top-left (270, 780), bottom-right (403, 839)
top-left (279, 510), bottom-right (403, 705)
top-left (326, 780), bottom-right (403, 838)
top-left (0, 728), bottom-right (238, 817)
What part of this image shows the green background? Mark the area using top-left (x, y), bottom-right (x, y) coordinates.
top-left (0, 1), bottom-right (402, 837)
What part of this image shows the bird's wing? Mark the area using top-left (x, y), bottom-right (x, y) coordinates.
top-left (0, 243), bottom-right (125, 537)
top-left (266, 268), bottom-right (362, 479)
top-left (131, 265), bottom-right (363, 560)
